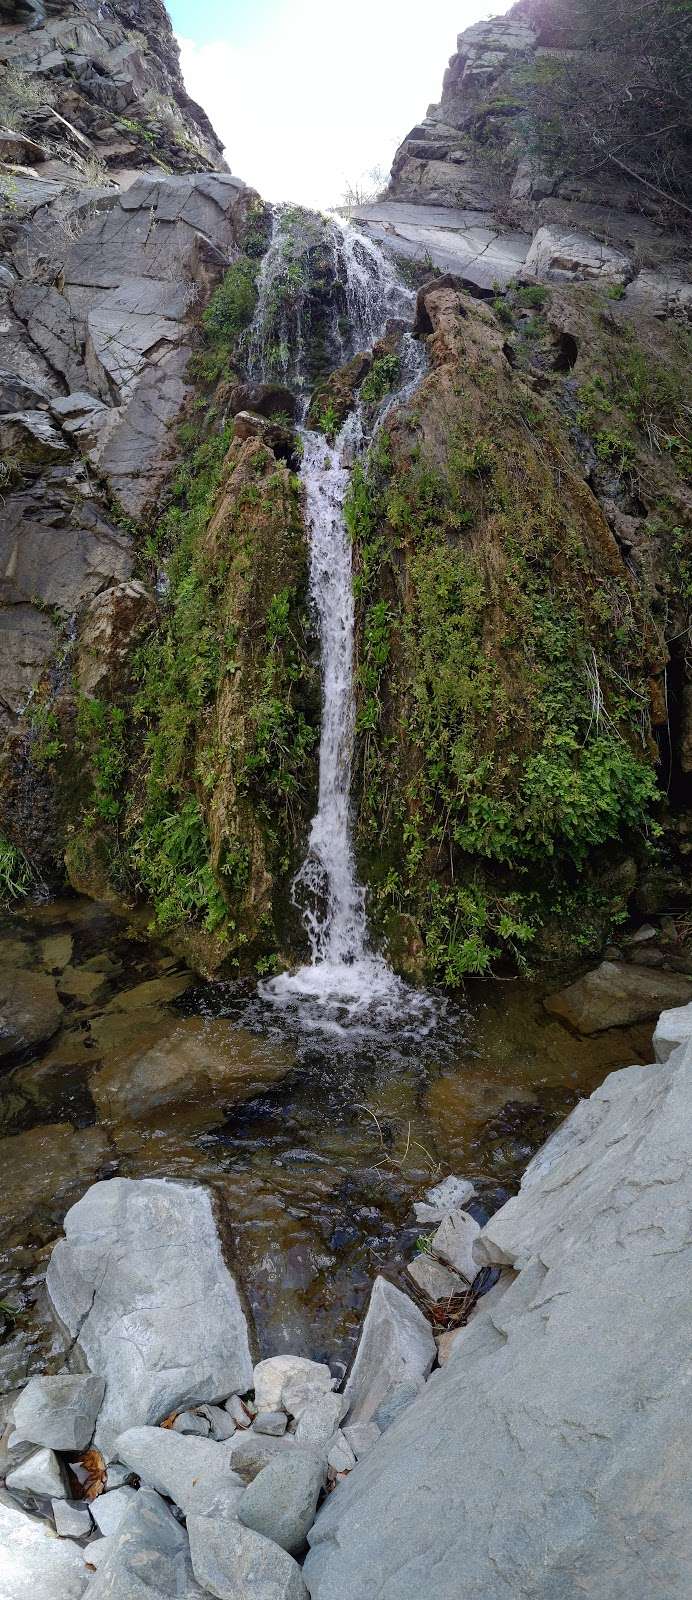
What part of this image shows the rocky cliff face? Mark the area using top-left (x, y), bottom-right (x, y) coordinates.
top-left (1, 0), bottom-right (690, 985)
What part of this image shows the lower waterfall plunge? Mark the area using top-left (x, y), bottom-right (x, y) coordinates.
top-left (253, 210), bottom-right (437, 1033)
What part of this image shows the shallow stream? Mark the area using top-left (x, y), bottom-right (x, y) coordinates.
top-left (0, 893), bottom-right (653, 1398)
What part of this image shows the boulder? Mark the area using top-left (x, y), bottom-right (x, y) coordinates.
top-left (342, 1276), bottom-right (436, 1425)
top-left (543, 960), bottom-right (692, 1033)
top-left (114, 1427), bottom-right (243, 1518)
top-left (89, 1018), bottom-right (292, 1127)
top-left (253, 1356), bottom-right (334, 1417)
top-left (230, 1433), bottom-right (295, 1484)
top-left (187, 1516), bottom-right (308, 1600)
top-left (0, 1124), bottom-right (109, 1246)
top-left (6, 1446), bottom-right (67, 1499)
top-left (46, 1178), bottom-right (254, 1456)
top-left (90, 1486), bottom-right (138, 1536)
top-left (372, 1379), bottom-right (425, 1433)
top-left (341, 1420), bottom-right (380, 1460)
top-left (86, 1489), bottom-right (205, 1599)
top-left (294, 1393), bottom-right (347, 1444)
top-left (0, 1497), bottom-right (87, 1599)
top-left (238, 1446), bottom-right (327, 1555)
top-left (0, 970), bottom-right (63, 1063)
top-left (653, 1002), bottom-right (692, 1062)
top-left (305, 1038), bottom-right (692, 1599)
top-left (431, 1209), bottom-right (481, 1282)
top-left (12, 1375), bottom-right (105, 1453)
top-left (326, 1431), bottom-right (355, 1473)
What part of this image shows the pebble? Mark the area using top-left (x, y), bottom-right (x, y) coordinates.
top-left (52, 1500), bottom-right (93, 1538)
top-left (224, 1393), bottom-right (253, 1428)
top-left (172, 1409), bottom-right (210, 1436)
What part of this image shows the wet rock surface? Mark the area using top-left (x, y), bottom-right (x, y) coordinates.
top-left (47, 1177), bottom-right (254, 1456)
top-left (544, 960), bottom-right (692, 1033)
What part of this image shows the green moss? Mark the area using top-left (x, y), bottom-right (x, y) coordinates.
top-left (348, 405), bottom-right (659, 984)
top-left (360, 355), bottom-right (401, 406)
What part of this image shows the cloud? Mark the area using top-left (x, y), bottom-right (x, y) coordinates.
top-left (177, 0), bottom-right (511, 209)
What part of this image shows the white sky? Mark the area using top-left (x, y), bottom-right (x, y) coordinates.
top-left (177, 0), bottom-right (513, 210)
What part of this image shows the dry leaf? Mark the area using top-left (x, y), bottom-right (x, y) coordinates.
top-left (78, 1447), bottom-right (106, 1501)
top-left (160, 1411), bottom-right (178, 1429)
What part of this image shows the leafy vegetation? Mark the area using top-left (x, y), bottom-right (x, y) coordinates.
top-left (0, 837), bottom-right (34, 902)
top-left (360, 354), bottom-right (401, 406)
top-left (347, 378), bottom-right (660, 982)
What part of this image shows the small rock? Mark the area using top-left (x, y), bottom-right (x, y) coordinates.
top-left (253, 1356), bottom-right (334, 1416)
top-left (114, 1425), bottom-right (243, 1517)
top-left (406, 1252), bottom-right (463, 1302)
top-left (238, 1446), bottom-right (326, 1555)
top-left (6, 1446), bottom-right (67, 1499)
top-left (343, 1276), bottom-right (436, 1425)
top-left (230, 1432), bottom-right (294, 1483)
top-left (0, 969), bottom-right (64, 1063)
top-left (253, 1410), bottom-right (288, 1436)
top-left (104, 1463), bottom-right (132, 1489)
top-left (431, 1209), bottom-right (482, 1282)
top-left (197, 1403), bottom-right (237, 1441)
top-left (90, 1485), bottom-right (138, 1536)
top-left (188, 1515), bottom-right (308, 1599)
top-left (414, 1175), bottom-right (475, 1224)
top-left (295, 1393), bottom-right (347, 1445)
top-left (53, 1500), bottom-right (93, 1538)
top-left (172, 1409), bottom-right (210, 1436)
top-left (624, 923), bottom-right (658, 945)
top-left (543, 960), bottom-right (692, 1034)
top-left (12, 1375), bottom-right (105, 1452)
top-left (224, 1393), bottom-right (252, 1428)
top-left (372, 1379), bottom-right (425, 1432)
top-left (326, 1431), bottom-right (356, 1473)
top-left (342, 1420), bottom-right (381, 1460)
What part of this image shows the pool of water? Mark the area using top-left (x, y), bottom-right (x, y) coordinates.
top-left (0, 893), bottom-right (654, 1395)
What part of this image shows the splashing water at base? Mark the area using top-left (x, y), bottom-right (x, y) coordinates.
top-left (256, 213), bottom-right (438, 1036)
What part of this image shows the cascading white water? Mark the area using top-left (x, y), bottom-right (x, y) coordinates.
top-left (251, 207), bottom-right (436, 1034)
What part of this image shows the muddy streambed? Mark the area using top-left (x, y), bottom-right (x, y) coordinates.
top-left (0, 894), bottom-right (654, 1395)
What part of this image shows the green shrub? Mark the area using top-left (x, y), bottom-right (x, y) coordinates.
top-left (360, 355), bottom-right (401, 405)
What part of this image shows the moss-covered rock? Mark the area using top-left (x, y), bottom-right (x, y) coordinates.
top-left (348, 283), bottom-right (663, 983)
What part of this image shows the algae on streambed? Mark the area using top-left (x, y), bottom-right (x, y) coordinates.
top-left (0, 894), bottom-right (653, 1392)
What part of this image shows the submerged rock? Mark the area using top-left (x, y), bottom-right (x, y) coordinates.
top-left (46, 1178), bottom-right (254, 1456)
top-left (0, 970), bottom-right (63, 1063)
top-left (0, 1123), bottom-right (109, 1245)
top-left (89, 1019), bottom-right (292, 1127)
top-left (342, 1276), bottom-right (436, 1425)
top-left (544, 960), bottom-right (692, 1033)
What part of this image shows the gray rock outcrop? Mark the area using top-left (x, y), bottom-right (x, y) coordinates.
top-left (46, 1178), bottom-right (254, 1456)
top-left (304, 1031), bottom-right (692, 1598)
top-left (239, 1447), bottom-right (327, 1555)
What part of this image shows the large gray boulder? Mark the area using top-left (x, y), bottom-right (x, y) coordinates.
top-left (114, 1426), bottom-right (243, 1518)
top-left (238, 1447), bottom-right (326, 1554)
top-left (188, 1516), bottom-right (309, 1599)
top-left (46, 1178), bottom-right (254, 1457)
top-left (342, 1276), bottom-right (436, 1425)
top-left (544, 960), bottom-right (692, 1033)
top-left (0, 1497), bottom-right (87, 1599)
top-left (87, 1489), bottom-right (205, 1599)
top-left (304, 1038), bottom-right (692, 1598)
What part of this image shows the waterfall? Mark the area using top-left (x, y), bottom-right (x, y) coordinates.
top-left (247, 207), bottom-right (435, 1033)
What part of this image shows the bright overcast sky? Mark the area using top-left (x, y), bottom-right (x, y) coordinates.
top-left (169, 0), bottom-right (513, 211)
